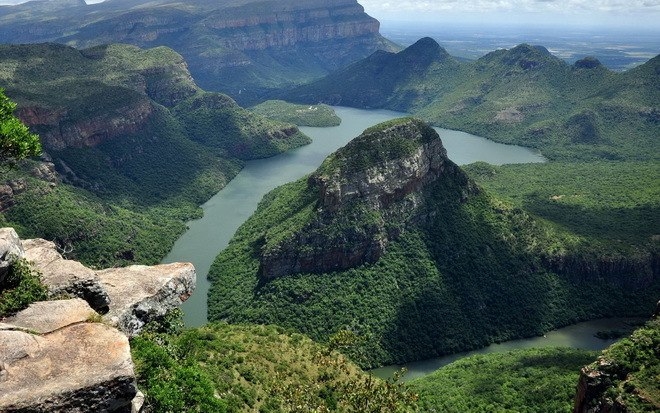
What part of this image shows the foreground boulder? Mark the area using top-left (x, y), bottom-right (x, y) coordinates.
top-left (0, 300), bottom-right (136, 412)
top-left (22, 238), bottom-right (110, 312)
top-left (0, 228), bottom-right (197, 412)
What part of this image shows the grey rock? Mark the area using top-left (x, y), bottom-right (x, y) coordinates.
top-left (0, 323), bottom-right (136, 412)
top-left (131, 390), bottom-right (145, 413)
top-left (0, 228), bottom-right (24, 285)
top-left (98, 262), bottom-right (196, 336)
top-left (1, 298), bottom-right (95, 334)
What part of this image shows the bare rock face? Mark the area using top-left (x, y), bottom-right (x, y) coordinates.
top-left (98, 262), bottom-right (196, 337)
top-left (0, 323), bottom-right (136, 412)
top-left (0, 228), bottom-right (24, 285)
top-left (21, 98), bottom-right (155, 151)
top-left (260, 118), bottom-right (477, 278)
top-left (22, 238), bottom-right (111, 312)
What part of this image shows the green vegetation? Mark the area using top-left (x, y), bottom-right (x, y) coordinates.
top-left (409, 347), bottom-right (597, 412)
top-left (208, 122), bottom-right (659, 368)
top-left (287, 40), bottom-right (660, 162)
top-left (0, 259), bottom-right (48, 317)
top-left (0, 173), bottom-right (187, 267)
top-left (463, 161), bottom-right (660, 246)
top-left (317, 117), bottom-right (436, 176)
top-left (574, 318), bottom-right (660, 412)
top-left (0, 88), bottom-right (41, 165)
top-left (250, 100), bottom-right (341, 127)
top-left (0, 43), bottom-right (310, 267)
top-left (591, 318), bottom-right (660, 412)
top-left (131, 323), bottom-right (418, 412)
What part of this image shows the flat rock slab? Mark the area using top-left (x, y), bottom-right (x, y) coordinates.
top-left (98, 262), bottom-right (196, 336)
top-left (1, 298), bottom-right (95, 334)
top-left (0, 323), bottom-right (136, 412)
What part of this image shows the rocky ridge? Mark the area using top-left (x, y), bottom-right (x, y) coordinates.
top-left (259, 118), bottom-right (477, 278)
top-left (0, 0), bottom-right (398, 104)
top-left (0, 228), bottom-right (195, 412)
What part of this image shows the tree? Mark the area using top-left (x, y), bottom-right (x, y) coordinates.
top-left (0, 88), bottom-right (41, 165)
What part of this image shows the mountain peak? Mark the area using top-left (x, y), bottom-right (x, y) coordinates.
top-left (259, 118), bottom-right (476, 279)
top-left (574, 56), bottom-right (603, 69)
top-left (401, 36), bottom-right (450, 61)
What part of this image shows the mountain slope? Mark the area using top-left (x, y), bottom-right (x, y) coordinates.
top-left (286, 39), bottom-right (660, 161)
top-left (0, 42), bottom-right (309, 267)
top-left (208, 119), bottom-right (660, 367)
top-left (0, 0), bottom-right (398, 105)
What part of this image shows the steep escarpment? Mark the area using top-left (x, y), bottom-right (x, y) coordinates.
top-left (209, 118), bottom-right (660, 368)
top-left (0, 0), bottom-right (398, 104)
top-left (259, 118), bottom-right (476, 278)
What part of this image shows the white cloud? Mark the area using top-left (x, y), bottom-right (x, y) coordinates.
top-left (358, 0), bottom-right (660, 28)
top-left (359, 0), bottom-right (660, 14)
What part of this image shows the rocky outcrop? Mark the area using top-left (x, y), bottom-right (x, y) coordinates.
top-left (0, 228), bottom-right (23, 284)
top-left (21, 236), bottom-right (196, 336)
top-left (19, 97), bottom-right (155, 151)
top-left (541, 250), bottom-right (659, 290)
top-left (0, 179), bottom-right (27, 213)
top-left (0, 298), bottom-right (95, 333)
top-left (0, 318), bottom-right (136, 412)
top-left (22, 238), bottom-right (111, 313)
top-left (98, 262), bottom-right (196, 337)
top-left (0, 229), bottom-right (197, 412)
top-left (260, 118), bottom-right (477, 278)
top-left (573, 316), bottom-right (660, 413)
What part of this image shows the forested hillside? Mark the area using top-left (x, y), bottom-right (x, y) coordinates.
top-left (208, 119), bottom-right (659, 367)
top-left (286, 38), bottom-right (660, 162)
top-left (0, 43), bottom-right (309, 267)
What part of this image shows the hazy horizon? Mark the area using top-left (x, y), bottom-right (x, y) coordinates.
top-left (0, 0), bottom-right (659, 30)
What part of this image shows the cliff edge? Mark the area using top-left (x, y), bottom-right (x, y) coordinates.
top-left (0, 228), bottom-right (195, 412)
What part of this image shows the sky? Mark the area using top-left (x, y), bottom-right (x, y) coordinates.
top-left (0, 0), bottom-right (658, 29)
top-left (359, 0), bottom-right (660, 29)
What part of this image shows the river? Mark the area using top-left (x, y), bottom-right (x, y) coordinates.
top-left (161, 106), bottom-right (545, 326)
top-left (372, 317), bottom-right (643, 382)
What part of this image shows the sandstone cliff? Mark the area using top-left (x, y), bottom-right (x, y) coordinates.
top-left (259, 118), bottom-right (478, 278)
top-left (0, 0), bottom-right (398, 104)
top-left (0, 228), bottom-right (196, 412)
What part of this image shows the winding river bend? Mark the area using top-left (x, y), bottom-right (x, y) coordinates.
top-left (161, 106), bottom-right (637, 380)
top-left (162, 106), bottom-right (545, 326)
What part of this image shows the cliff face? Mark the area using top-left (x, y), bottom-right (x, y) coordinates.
top-left (18, 97), bottom-right (155, 151)
top-left (260, 118), bottom-right (477, 278)
top-left (0, 0), bottom-right (398, 103)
